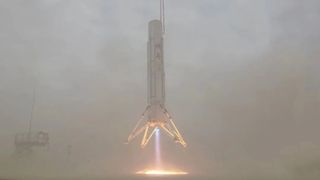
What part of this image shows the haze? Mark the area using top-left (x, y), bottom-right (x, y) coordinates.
top-left (0, 0), bottom-right (319, 179)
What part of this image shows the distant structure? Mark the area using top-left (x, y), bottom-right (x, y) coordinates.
top-left (15, 131), bottom-right (49, 154)
top-left (14, 88), bottom-right (49, 155)
top-left (127, 0), bottom-right (187, 148)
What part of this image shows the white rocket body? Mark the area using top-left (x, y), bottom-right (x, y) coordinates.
top-left (147, 20), bottom-right (165, 121)
top-left (127, 1), bottom-right (186, 148)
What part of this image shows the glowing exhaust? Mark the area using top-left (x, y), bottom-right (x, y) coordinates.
top-left (136, 169), bottom-right (188, 176)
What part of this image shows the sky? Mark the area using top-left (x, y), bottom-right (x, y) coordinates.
top-left (0, 0), bottom-right (319, 179)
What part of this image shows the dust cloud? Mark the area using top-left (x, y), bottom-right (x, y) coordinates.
top-left (0, 0), bottom-right (319, 179)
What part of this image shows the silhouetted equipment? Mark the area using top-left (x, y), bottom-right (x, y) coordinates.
top-left (14, 88), bottom-right (49, 155)
top-left (14, 131), bottom-right (49, 153)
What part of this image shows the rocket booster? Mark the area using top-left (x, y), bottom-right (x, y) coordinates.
top-left (148, 20), bottom-right (165, 121)
top-left (127, 1), bottom-right (186, 148)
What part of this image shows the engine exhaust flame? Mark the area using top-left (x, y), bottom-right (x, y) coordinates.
top-left (155, 128), bottom-right (161, 168)
top-left (136, 129), bottom-right (188, 176)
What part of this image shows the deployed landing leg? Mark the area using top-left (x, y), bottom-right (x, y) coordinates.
top-left (127, 106), bottom-right (187, 148)
top-left (160, 106), bottom-right (187, 147)
top-left (127, 106), bottom-right (150, 143)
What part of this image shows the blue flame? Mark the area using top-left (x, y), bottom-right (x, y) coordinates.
top-left (155, 127), bottom-right (161, 168)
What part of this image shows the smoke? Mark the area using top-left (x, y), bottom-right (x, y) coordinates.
top-left (0, 0), bottom-right (319, 179)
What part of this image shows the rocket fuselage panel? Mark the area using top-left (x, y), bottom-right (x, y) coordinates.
top-left (147, 20), bottom-right (165, 120)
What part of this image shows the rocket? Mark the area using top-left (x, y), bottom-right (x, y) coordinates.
top-left (127, 0), bottom-right (187, 148)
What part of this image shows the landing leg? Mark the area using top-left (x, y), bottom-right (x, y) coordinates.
top-left (160, 106), bottom-right (187, 147)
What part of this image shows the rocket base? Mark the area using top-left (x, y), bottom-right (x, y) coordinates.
top-left (127, 105), bottom-right (187, 148)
